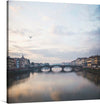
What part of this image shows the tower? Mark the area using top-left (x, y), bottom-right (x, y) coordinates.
top-left (21, 54), bottom-right (24, 59)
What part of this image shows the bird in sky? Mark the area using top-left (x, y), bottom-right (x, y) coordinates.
top-left (29, 36), bottom-right (32, 39)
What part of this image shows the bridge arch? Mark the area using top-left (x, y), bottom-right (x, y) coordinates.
top-left (40, 66), bottom-right (50, 72)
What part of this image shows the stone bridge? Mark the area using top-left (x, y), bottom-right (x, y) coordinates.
top-left (30, 65), bottom-right (83, 72)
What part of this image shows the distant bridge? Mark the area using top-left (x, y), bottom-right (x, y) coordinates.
top-left (30, 65), bottom-right (83, 72)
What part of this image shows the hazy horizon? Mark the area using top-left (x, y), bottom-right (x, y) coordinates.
top-left (8, 1), bottom-right (100, 64)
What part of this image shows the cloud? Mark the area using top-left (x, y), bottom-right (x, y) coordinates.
top-left (96, 16), bottom-right (100, 20)
top-left (29, 47), bottom-right (100, 62)
top-left (8, 3), bottom-right (100, 64)
top-left (95, 5), bottom-right (100, 20)
top-left (91, 5), bottom-right (100, 21)
top-left (9, 52), bottom-right (23, 58)
top-left (88, 47), bottom-right (100, 56)
top-left (9, 40), bottom-right (100, 63)
top-left (9, 28), bottom-right (33, 36)
top-left (9, 29), bottom-right (24, 35)
top-left (88, 28), bottom-right (100, 36)
top-left (53, 25), bottom-right (75, 35)
top-left (9, 5), bottom-right (22, 13)
top-left (42, 15), bottom-right (50, 21)
top-left (92, 28), bottom-right (100, 36)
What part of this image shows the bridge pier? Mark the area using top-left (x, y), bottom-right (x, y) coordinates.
top-left (71, 68), bottom-right (74, 72)
top-left (61, 67), bottom-right (65, 72)
top-left (38, 69), bottom-right (42, 72)
top-left (49, 67), bottom-right (52, 72)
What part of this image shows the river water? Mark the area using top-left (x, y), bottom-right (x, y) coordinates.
top-left (7, 67), bottom-right (100, 103)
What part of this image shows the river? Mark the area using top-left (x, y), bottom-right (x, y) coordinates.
top-left (7, 67), bottom-right (100, 103)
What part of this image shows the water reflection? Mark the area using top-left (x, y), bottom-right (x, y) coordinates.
top-left (76, 71), bottom-right (100, 86)
top-left (7, 68), bottom-right (100, 103)
top-left (7, 72), bottom-right (31, 88)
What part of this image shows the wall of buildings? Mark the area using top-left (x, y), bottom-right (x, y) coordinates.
top-left (70, 55), bottom-right (100, 69)
top-left (7, 55), bottom-right (30, 70)
top-left (8, 55), bottom-right (100, 70)
top-left (7, 57), bottom-right (16, 70)
top-left (87, 56), bottom-right (100, 68)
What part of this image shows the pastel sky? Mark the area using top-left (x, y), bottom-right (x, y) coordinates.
top-left (8, 1), bottom-right (100, 64)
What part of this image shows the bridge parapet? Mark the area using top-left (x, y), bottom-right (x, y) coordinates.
top-left (30, 64), bottom-right (82, 69)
